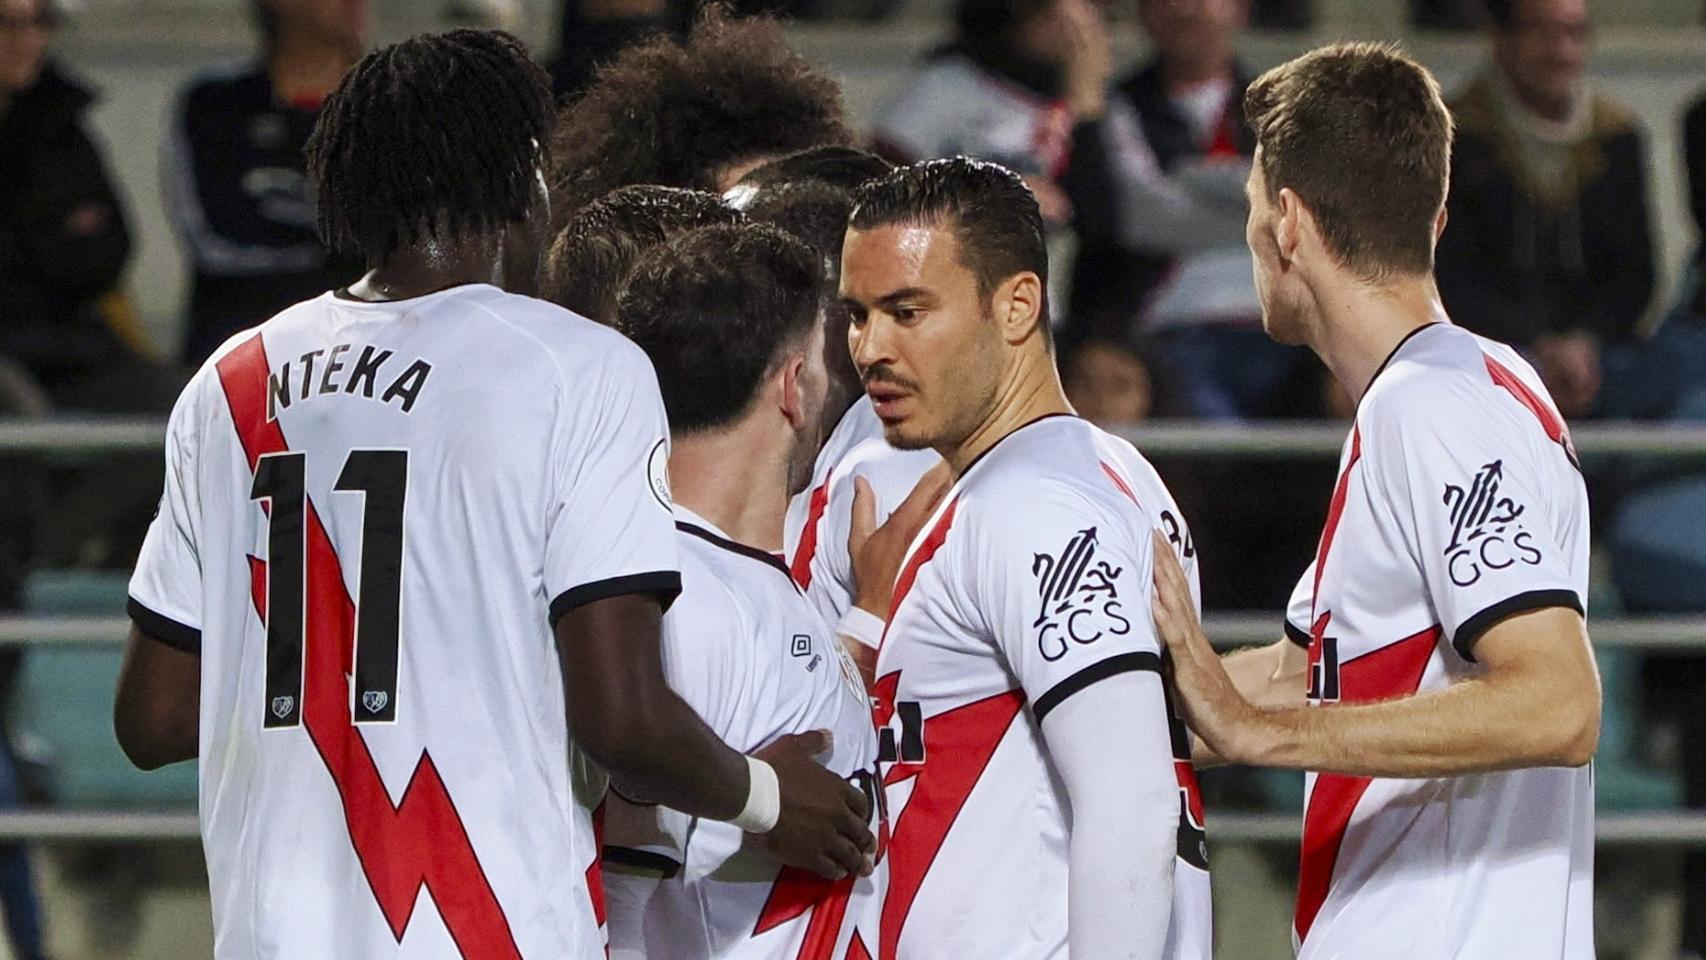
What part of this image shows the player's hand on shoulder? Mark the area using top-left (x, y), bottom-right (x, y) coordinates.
top-left (1149, 531), bottom-right (1260, 764)
top-left (753, 730), bottom-right (876, 880)
top-left (848, 462), bottom-right (953, 616)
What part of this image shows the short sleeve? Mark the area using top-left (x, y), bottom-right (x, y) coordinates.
top-left (1283, 563), bottom-right (1315, 648)
top-left (1367, 386), bottom-right (1585, 660)
top-left (974, 481), bottom-right (1164, 724)
top-left (545, 343), bottom-right (681, 624)
top-left (128, 379), bottom-right (206, 654)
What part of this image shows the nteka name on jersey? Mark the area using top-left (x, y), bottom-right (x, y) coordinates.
top-left (784, 396), bottom-right (940, 627)
top-left (128, 284), bottom-right (682, 959)
top-left (1282, 322), bottom-right (1592, 960)
top-left (872, 414), bottom-right (1211, 960)
top-left (604, 506), bottom-right (883, 960)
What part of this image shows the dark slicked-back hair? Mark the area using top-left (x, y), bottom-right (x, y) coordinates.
top-left (849, 157), bottom-right (1052, 345)
top-left (742, 180), bottom-right (856, 281)
top-left (549, 9), bottom-right (851, 221)
top-left (307, 29), bottom-right (552, 268)
top-left (1245, 43), bottom-right (1454, 279)
top-left (543, 185), bottom-right (744, 323)
top-left (732, 146), bottom-right (893, 198)
top-left (617, 224), bottom-right (823, 433)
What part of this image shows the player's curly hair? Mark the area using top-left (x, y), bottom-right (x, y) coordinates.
top-left (616, 223), bottom-right (823, 433)
top-left (549, 8), bottom-right (852, 221)
top-left (306, 29), bottom-right (553, 267)
top-left (541, 185), bottom-right (744, 324)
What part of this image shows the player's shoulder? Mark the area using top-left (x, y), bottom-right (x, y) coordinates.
top-left (1359, 322), bottom-right (1540, 435)
top-left (450, 287), bottom-right (646, 370)
top-left (961, 415), bottom-right (1145, 537)
top-left (675, 517), bottom-right (796, 623)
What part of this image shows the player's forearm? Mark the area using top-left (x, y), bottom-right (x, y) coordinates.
top-left (595, 691), bottom-right (751, 820)
top-left (1191, 641), bottom-right (1304, 767)
top-left (1237, 669), bottom-right (1598, 778)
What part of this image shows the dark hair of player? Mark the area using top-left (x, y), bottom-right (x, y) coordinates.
top-left (733, 146), bottom-right (894, 197)
top-left (541, 185), bottom-right (744, 323)
top-left (549, 9), bottom-right (852, 220)
top-left (305, 29), bottom-right (553, 268)
top-left (849, 157), bottom-right (1052, 347)
top-left (616, 223), bottom-right (823, 434)
top-left (1244, 42), bottom-right (1454, 280)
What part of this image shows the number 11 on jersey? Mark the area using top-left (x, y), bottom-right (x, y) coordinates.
top-left (251, 449), bottom-right (408, 729)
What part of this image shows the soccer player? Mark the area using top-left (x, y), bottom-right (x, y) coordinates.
top-left (727, 152), bottom-right (943, 673)
top-left (542, 184), bottom-right (743, 323)
top-left (841, 158), bottom-right (1211, 960)
top-left (111, 30), bottom-right (874, 959)
top-left (604, 222), bottom-right (939, 960)
top-left (1145, 44), bottom-right (1600, 960)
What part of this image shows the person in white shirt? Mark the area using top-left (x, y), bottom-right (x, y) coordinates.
top-left (604, 222), bottom-right (947, 960)
top-left (1147, 43), bottom-right (1600, 960)
top-left (113, 31), bottom-right (875, 959)
top-left (841, 157), bottom-right (1211, 960)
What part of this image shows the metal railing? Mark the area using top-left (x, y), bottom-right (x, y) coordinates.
top-left (2, 415), bottom-right (1704, 844)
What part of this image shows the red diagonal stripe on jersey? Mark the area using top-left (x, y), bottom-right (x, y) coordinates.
top-left (790, 470), bottom-right (834, 589)
top-left (247, 555), bottom-right (267, 621)
top-left (1293, 624), bottom-right (1440, 943)
top-left (877, 498), bottom-right (958, 651)
top-left (1485, 354), bottom-right (1579, 466)
top-left (846, 931), bottom-right (873, 960)
top-left (754, 869), bottom-right (855, 960)
top-left (873, 683), bottom-right (1025, 960)
top-left (217, 334), bottom-right (522, 959)
top-left (1100, 462), bottom-right (1139, 506)
top-left (1310, 428), bottom-right (1363, 620)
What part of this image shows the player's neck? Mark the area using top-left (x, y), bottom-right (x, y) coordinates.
top-left (346, 237), bottom-right (506, 302)
top-left (941, 350), bottom-right (1072, 476)
top-left (1309, 273), bottom-right (1445, 404)
top-left (670, 423), bottom-right (791, 553)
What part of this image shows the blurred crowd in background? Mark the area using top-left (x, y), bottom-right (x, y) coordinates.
top-left (3, 0), bottom-right (1706, 956)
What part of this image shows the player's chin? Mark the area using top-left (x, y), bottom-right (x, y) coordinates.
top-left (881, 418), bottom-right (937, 452)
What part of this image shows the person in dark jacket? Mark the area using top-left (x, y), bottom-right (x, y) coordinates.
top-left (1435, 0), bottom-right (1655, 418)
top-left (1, 0), bottom-right (157, 413)
top-left (165, 0), bottom-right (365, 365)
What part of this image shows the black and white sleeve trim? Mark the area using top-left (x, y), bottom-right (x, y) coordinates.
top-left (603, 846), bottom-right (682, 879)
top-left (1452, 589), bottom-right (1584, 662)
top-left (1284, 619), bottom-right (1312, 649)
top-left (549, 571), bottom-right (683, 625)
top-left (127, 598), bottom-right (202, 655)
top-left (1033, 652), bottom-right (1163, 723)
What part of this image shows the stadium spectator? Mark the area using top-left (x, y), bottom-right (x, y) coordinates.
top-left (1061, 337), bottom-right (1155, 427)
top-left (1064, 0), bottom-right (1306, 418)
top-left (549, 8), bottom-right (851, 222)
top-left (541, 184), bottom-right (743, 323)
top-left (1435, 0), bottom-right (1655, 418)
top-left (165, 0), bottom-right (366, 365)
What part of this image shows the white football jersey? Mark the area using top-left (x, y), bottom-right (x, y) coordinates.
top-left (1281, 322), bottom-right (1592, 959)
top-left (873, 414), bottom-right (1211, 960)
top-left (128, 284), bottom-right (682, 960)
top-left (783, 397), bottom-right (940, 628)
top-left (604, 506), bottom-right (883, 960)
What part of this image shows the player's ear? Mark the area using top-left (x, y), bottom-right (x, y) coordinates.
top-left (778, 352), bottom-right (809, 430)
top-left (1433, 205), bottom-right (1448, 244)
top-left (1275, 187), bottom-right (1306, 268)
top-left (994, 272), bottom-right (1045, 346)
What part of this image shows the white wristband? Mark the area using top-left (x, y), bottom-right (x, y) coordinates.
top-left (837, 606), bottom-right (886, 650)
top-left (732, 755), bottom-right (781, 834)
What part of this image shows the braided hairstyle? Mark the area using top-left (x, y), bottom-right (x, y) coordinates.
top-left (306, 29), bottom-right (553, 268)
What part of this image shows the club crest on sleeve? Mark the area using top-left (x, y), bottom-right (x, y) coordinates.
top-left (1031, 527), bottom-right (1132, 662)
top-left (1442, 460), bottom-right (1542, 587)
top-left (362, 690), bottom-right (389, 714)
top-left (270, 695), bottom-right (295, 719)
top-left (646, 438), bottom-right (673, 510)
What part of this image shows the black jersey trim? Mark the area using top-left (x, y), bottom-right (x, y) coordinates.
top-left (1452, 589), bottom-right (1584, 662)
top-left (1033, 651), bottom-right (1163, 723)
top-left (675, 522), bottom-right (795, 584)
top-left (1284, 619), bottom-right (1312, 649)
top-left (958, 412), bottom-right (1080, 478)
top-left (603, 846), bottom-right (682, 879)
top-left (1356, 322), bottom-right (1445, 416)
top-left (127, 598), bottom-right (202, 655)
top-left (549, 571), bottom-right (683, 626)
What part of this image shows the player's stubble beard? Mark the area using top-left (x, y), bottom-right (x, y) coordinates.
top-left (867, 313), bottom-right (1003, 457)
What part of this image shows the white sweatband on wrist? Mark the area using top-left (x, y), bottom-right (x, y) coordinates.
top-left (837, 607), bottom-right (886, 650)
top-left (732, 756), bottom-right (781, 834)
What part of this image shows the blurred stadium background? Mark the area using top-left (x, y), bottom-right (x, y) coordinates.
top-left (2, 0), bottom-right (1705, 957)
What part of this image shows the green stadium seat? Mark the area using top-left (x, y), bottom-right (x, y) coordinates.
top-left (17, 571), bottom-right (198, 807)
